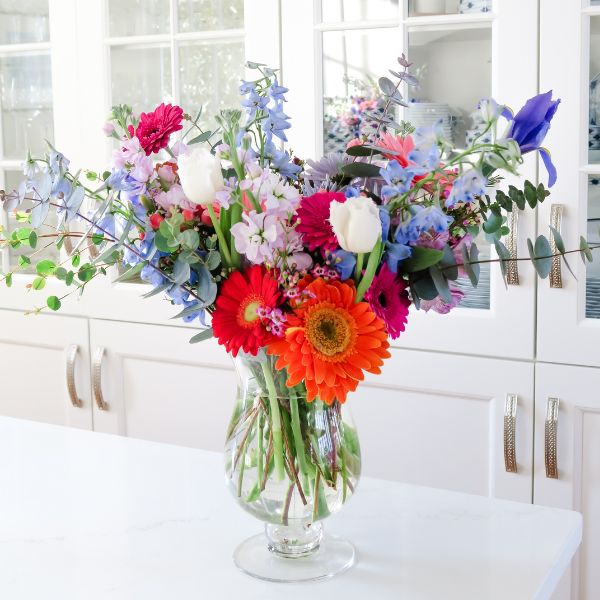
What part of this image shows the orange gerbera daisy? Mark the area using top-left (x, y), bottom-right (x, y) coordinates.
top-left (267, 277), bottom-right (391, 404)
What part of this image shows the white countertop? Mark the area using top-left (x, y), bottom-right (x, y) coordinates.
top-left (0, 417), bottom-right (581, 600)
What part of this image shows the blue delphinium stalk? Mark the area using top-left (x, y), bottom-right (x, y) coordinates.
top-left (380, 160), bottom-right (425, 200)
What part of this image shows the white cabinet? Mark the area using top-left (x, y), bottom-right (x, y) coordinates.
top-left (534, 363), bottom-right (600, 600)
top-left (537, 0), bottom-right (600, 368)
top-left (281, 0), bottom-right (540, 360)
top-left (352, 347), bottom-right (534, 502)
top-left (0, 309), bottom-right (92, 429)
top-left (88, 319), bottom-right (236, 450)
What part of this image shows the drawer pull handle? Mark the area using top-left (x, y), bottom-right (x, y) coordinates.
top-left (506, 211), bottom-right (519, 286)
top-left (549, 204), bottom-right (564, 289)
top-left (503, 394), bottom-right (518, 473)
top-left (545, 397), bottom-right (560, 479)
top-left (65, 344), bottom-right (82, 408)
top-left (93, 347), bottom-right (108, 411)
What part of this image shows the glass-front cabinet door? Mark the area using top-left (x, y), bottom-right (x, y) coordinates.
top-left (281, 0), bottom-right (539, 359)
top-left (537, 1), bottom-right (600, 368)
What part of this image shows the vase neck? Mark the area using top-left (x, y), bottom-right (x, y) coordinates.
top-left (266, 522), bottom-right (323, 558)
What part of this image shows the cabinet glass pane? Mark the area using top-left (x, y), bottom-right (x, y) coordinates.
top-left (407, 24), bottom-right (491, 149)
top-left (111, 46), bottom-right (172, 113)
top-left (587, 176), bottom-right (600, 319)
top-left (108, 0), bottom-right (170, 37)
top-left (322, 0), bottom-right (399, 23)
top-left (0, 0), bottom-right (49, 44)
top-left (322, 28), bottom-right (400, 153)
top-left (4, 170), bottom-right (59, 272)
top-left (589, 17), bottom-right (600, 164)
top-left (179, 40), bottom-right (245, 127)
top-left (0, 53), bottom-right (53, 159)
top-left (177, 0), bottom-right (244, 32)
top-left (408, 0), bottom-right (491, 17)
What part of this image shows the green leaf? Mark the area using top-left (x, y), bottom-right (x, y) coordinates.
top-left (463, 243), bottom-right (480, 287)
top-left (188, 130), bottom-right (212, 145)
top-left (549, 226), bottom-right (576, 279)
top-left (440, 245), bottom-right (458, 281)
top-left (142, 283), bottom-right (170, 299)
top-left (5, 272), bottom-right (12, 287)
top-left (580, 236), bottom-right (594, 263)
top-left (494, 239), bottom-right (511, 280)
top-left (72, 253), bottom-right (81, 268)
top-left (531, 235), bottom-right (552, 278)
top-left (77, 263), bottom-right (96, 282)
top-left (402, 247), bottom-right (444, 272)
top-left (154, 230), bottom-right (179, 253)
top-left (524, 180), bottom-right (538, 209)
top-left (36, 259), bottom-right (56, 276)
top-left (91, 232), bottom-right (104, 245)
top-left (54, 267), bottom-right (68, 281)
top-left (189, 327), bottom-right (214, 344)
top-left (508, 185), bottom-right (526, 211)
top-left (205, 250), bottom-right (221, 271)
top-left (29, 231), bottom-right (37, 249)
top-left (32, 277), bottom-right (46, 291)
top-left (114, 261), bottom-right (145, 283)
top-left (65, 271), bottom-right (75, 286)
top-left (429, 266), bottom-right (452, 303)
top-left (18, 255), bottom-right (31, 267)
top-left (46, 296), bottom-right (61, 311)
top-left (180, 229), bottom-right (200, 251)
top-left (483, 211), bottom-right (503, 234)
top-left (341, 162), bottom-right (382, 179)
top-left (345, 145), bottom-right (379, 157)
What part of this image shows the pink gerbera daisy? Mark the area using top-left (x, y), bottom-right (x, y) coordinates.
top-left (135, 103), bottom-right (184, 155)
top-left (377, 132), bottom-right (415, 165)
top-left (364, 264), bottom-right (411, 339)
top-left (295, 191), bottom-right (346, 252)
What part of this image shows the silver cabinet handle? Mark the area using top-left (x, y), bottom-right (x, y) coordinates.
top-left (503, 394), bottom-right (518, 473)
top-left (549, 204), bottom-right (564, 289)
top-left (545, 397), bottom-right (560, 479)
top-left (65, 344), bottom-right (82, 408)
top-left (506, 211), bottom-right (519, 286)
top-left (93, 347), bottom-right (108, 411)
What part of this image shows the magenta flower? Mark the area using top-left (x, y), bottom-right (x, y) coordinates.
top-left (364, 264), bottom-right (411, 339)
top-left (295, 191), bottom-right (346, 252)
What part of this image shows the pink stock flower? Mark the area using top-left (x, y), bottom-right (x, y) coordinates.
top-left (135, 103), bottom-right (184, 155)
top-left (420, 284), bottom-right (464, 314)
top-left (295, 191), bottom-right (346, 252)
top-left (231, 211), bottom-right (285, 264)
top-left (364, 264), bottom-right (411, 339)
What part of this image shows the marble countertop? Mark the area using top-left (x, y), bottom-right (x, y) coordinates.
top-left (0, 417), bottom-right (581, 600)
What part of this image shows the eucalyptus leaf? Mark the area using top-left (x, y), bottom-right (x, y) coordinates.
top-left (189, 327), bottom-right (214, 344)
top-left (341, 162), bottom-right (382, 179)
top-left (429, 266), bottom-right (452, 304)
top-left (532, 235), bottom-right (552, 278)
top-left (346, 145), bottom-right (379, 157)
top-left (440, 245), bottom-right (458, 281)
top-left (114, 261), bottom-right (145, 283)
top-left (580, 236), bottom-right (594, 263)
top-left (411, 273), bottom-right (438, 301)
top-left (172, 258), bottom-right (191, 285)
top-left (188, 131), bottom-right (212, 145)
top-left (403, 246), bottom-right (444, 272)
top-left (142, 283), bottom-right (170, 299)
top-left (483, 211), bottom-right (503, 234)
top-left (378, 76), bottom-right (397, 96)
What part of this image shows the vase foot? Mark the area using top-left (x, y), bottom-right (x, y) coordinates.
top-left (233, 532), bottom-right (356, 583)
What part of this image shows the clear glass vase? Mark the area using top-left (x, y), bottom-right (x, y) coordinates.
top-left (224, 351), bottom-right (361, 582)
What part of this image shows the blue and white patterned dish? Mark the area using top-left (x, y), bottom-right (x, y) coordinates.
top-left (459, 0), bottom-right (492, 14)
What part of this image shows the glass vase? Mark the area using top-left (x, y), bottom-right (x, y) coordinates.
top-left (224, 351), bottom-right (361, 582)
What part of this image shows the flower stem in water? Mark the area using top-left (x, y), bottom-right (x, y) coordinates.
top-left (261, 361), bottom-right (285, 481)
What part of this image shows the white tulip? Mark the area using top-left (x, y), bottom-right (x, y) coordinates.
top-left (329, 196), bottom-right (381, 254)
top-left (177, 147), bottom-right (225, 206)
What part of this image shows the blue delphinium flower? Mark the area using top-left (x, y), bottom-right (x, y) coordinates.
top-left (264, 139), bottom-right (301, 180)
top-left (506, 90), bottom-right (560, 186)
top-left (263, 105), bottom-right (291, 142)
top-left (328, 249), bottom-right (356, 280)
top-left (140, 262), bottom-right (165, 288)
top-left (241, 89), bottom-right (269, 120)
top-left (268, 80), bottom-right (289, 102)
top-left (408, 144), bottom-right (440, 170)
top-left (407, 205), bottom-right (453, 238)
top-left (380, 160), bottom-right (425, 200)
top-left (385, 241), bottom-right (412, 273)
top-left (445, 169), bottom-right (487, 209)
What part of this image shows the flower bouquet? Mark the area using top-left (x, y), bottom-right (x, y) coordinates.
top-left (0, 56), bottom-right (590, 581)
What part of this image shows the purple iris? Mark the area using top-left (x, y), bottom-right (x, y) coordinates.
top-left (507, 91), bottom-right (560, 187)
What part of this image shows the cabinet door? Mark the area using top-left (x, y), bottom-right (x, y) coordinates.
top-left (281, 0), bottom-right (539, 360)
top-left (537, 1), bottom-right (600, 367)
top-left (89, 319), bottom-right (235, 450)
top-left (534, 363), bottom-right (600, 600)
top-left (0, 309), bottom-right (92, 429)
top-left (350, 347), bottom-right (534, 502)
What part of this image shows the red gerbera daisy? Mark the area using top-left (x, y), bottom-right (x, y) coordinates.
top-left (295, 191), bottom-right (346, 252)
top-left (135, 103), bottom-right (184, 155)
top-left (212, 265), bottom-right (282, 357)
top-left (364, 264), bottom-right (411, 339)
